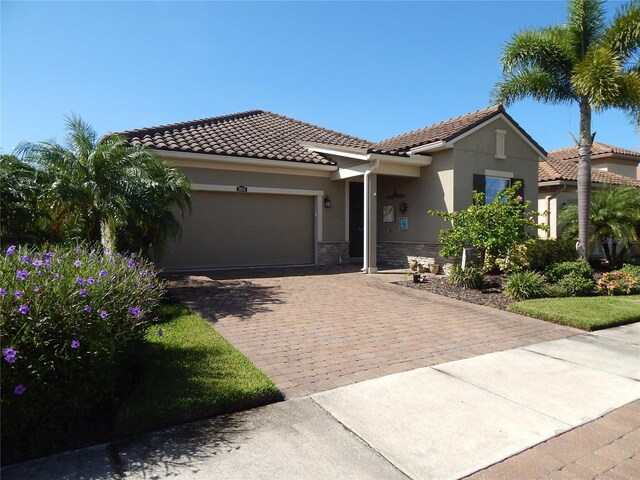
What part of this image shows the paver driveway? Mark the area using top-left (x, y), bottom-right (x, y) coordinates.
top-left (167, 265), bottom-right (580, 398)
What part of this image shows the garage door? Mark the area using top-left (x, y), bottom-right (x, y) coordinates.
top-left (160, 191), bottom-right (315, 270)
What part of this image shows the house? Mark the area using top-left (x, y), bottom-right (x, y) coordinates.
top-left (122, 105), bottom-right (545, 272)
top-left (538, 145), bottom-right (640, 239)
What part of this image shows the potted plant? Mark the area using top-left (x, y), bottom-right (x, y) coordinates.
top-left (429, 264), bottom-right (440, 275)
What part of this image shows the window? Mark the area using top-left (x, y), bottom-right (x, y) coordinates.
top-left (485, 176), bottom-right (510, 203)
top-left (473, 174), bottom-right (524, 204)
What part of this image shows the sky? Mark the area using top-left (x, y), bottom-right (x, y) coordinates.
top-left (2, 1), bottom-right (638, 155)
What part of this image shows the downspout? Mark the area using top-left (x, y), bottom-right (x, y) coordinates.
top-left (362, 158), bottom-right (380, 273)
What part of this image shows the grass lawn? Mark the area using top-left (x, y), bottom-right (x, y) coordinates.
top-left (508, 295), bottom-right (640, 330)
top-left (114, 303), bottom-right (281, 437)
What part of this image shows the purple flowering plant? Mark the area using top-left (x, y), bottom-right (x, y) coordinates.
top-left (1, 244), bottom-right (165, 444)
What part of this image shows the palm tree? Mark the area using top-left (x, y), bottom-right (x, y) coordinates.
top-left (492, 0), bottom-right (640, 260)
top-left (559, 185), bottom-right (640, 265)
top-left (16, 115), bottom-right (191, 254)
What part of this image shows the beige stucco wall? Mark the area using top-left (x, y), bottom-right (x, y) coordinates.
top-left (377, 150), bottom-right (454, 244)
top-left (176, 166), bottom-right (347, 242)
top-left (451, 117), bottom-right (541, 210)
top-left (593, 161), bottom-right (639, 179)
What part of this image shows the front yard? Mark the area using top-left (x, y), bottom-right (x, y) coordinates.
top-left (508, 296), bottom-right (640, 330)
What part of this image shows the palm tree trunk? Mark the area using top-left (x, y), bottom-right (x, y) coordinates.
top-left (100, 219), bottom-right (115, 253)
top-left (577, 97), bottom-right (592, 261)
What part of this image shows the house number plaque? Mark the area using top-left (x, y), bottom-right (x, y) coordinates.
top-left (236, 185), bottom-right (248, 192)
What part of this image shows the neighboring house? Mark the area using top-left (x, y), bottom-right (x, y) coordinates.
top-left (122, 105), bottom-right (545, 272)
top-left (548, 142), bottom-right (640, 180)
top-left (538, 153), bottom-right (640, 239)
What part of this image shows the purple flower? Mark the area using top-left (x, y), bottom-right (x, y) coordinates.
top-left (128, 306), bottom-right (142, 317)
top-left (99, 270), bottom-right (107, 277)
top-left (104, 248), bottom-right (111, 254)
top-left (87, 276), bottom-right (95, 285)
top-left (33, 285), bottom-right (40, 292)
top-left (0, 288), bottom-right (6, 296)
top-left (77, 277), bottom-right (85, 286)
top-left (75, 247), bottom-right (83, 254)
top-left (20, 255), bottom-right (30, 264)
top-left (99, 310), bottom-right (108, 319)
top-left (79, 289), bottom-right (88, 297)
top-left (139, 270), bottom-right (148, 277)
top-left (149, 262), bottom-right (155, 266)
top-left (43, 251), bottom-right (54, 262)
top-left (5, 245), bottom-right (17, 256)
top-left (54, 273), bottom-right (61, 280)
top-left (36, 269), bottom-right (42, 276)
top-left (130, 253), bottom-right (137, 259)
top-left (14, 290), bottom-right (23, 298)
top-left (16, 270), bottom-right (28, 281)
top-left (158, 328), bottom-right (163, 337)
top-left (3, 347), bottom-right (17, 363)
top-left (73, 260), bottom-right (82, 267)
top-left (126, 259), bottom-right (138, 268)
top-left (32, 259), bottom-right (44, 267)
top-left (13, 384), bottom-right (26, 395)
top-left (70, 339), bottom-right (80, 349)
top-left (84, 304), bottom-right (92, 313)
top-left (18, 304), bottom-right (30, 315)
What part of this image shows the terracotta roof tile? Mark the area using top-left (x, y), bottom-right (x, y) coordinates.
top-left (539, 159), bottom-right (640, 187)
top-left (369, 105), bottom-right (546, 157)
top-left (548, 142), bottom-right (640, 161)
top-left (121, 110), bottom-right (373, 165)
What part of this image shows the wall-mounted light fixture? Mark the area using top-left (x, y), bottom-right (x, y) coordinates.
top-left (324, 196), bottom-right (331, 208)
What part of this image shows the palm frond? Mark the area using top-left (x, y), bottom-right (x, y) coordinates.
top-left (599, 0), bottom-right (640, 62)
top-left (567, 0), bottom-right (607, 59)
top-left (573, 46), bottom-right (624, 108)
top-left (501, 26), bottom-right (576, 75)
top-left (491, 67), bottom-right (575, 106)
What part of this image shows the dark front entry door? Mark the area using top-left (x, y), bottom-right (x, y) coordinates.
top-left (349, 182), bottom-right (364, 258)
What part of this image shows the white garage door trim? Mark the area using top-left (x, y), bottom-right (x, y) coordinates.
top-left (191, 183), bottom-right (325, 263)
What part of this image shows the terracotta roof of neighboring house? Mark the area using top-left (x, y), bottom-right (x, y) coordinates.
top-left (548, 142), bottom-right (640, 161)
top-left (122, 110), bottom-right (373, 165)
top-left (368, 105), bottom-right (547, 157)
top-left (539, 159), bottom-right (640, 187)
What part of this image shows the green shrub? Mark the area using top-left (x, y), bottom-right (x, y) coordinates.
top-left (0, 244), bottom-right (165, 464)
top-left (504, 271), bottom-right (546, 301)
top-left (544, 283), bottom-right (570, 298)
top-left (545, 261), bottom-right (593, 283)
top-left (555, 272), bottom-right (596, 297)
top-left (447, 264), bottom-right (483, 289)
top-left (621, 264), bottom-right (640, 282)
top-left (522, 238), bottom-right (577, 271)
top-left (597, 270), bottom-right (640, 295)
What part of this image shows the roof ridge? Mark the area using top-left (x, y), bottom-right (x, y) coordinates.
top-left (373, 104), bottom-right (502, 144)
top-left (121, 110), bottom-right (266, 136)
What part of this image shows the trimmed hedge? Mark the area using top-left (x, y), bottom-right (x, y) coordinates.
top-left (0, 244), bottom-right (165, 464)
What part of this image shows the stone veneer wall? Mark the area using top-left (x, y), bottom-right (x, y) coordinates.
top-left (317, 241), bottom-right (350, 265)
top-left (377, 241), bottom-right (451, 268)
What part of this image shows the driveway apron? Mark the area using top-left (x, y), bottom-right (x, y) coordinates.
top-left (167, 266), bottom-right (580, 398)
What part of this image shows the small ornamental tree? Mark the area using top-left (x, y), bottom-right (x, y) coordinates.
top-left (428, 182), bottom-right (547, 263)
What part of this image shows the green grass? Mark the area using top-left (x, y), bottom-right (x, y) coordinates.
top-left (507, 295), bottom-right (640, 330)
top-left (114, 303), bottom-right (281, 436)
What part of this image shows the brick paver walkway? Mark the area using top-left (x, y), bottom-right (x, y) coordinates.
top-left (466, 400), bottom-right (640, 480)
top-left (168, 265), bottom-right (581, 398)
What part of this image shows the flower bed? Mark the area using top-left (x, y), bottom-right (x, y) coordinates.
top-left (0, 244), bottom-right (164, 464)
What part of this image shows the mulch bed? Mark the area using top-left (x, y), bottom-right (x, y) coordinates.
top-left (397, 273), bottom-right (515, 310)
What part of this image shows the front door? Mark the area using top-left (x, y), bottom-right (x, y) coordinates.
top-left (349, 182), bottom-right (364, 258)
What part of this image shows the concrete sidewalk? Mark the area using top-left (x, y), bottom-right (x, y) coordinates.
top-left (3, 323), bottom-right (639, 480)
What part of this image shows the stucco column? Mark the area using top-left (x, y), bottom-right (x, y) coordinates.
top-left (367, 173), bottom-right (378, 274)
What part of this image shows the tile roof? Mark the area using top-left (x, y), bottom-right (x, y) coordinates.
top-left (121, 110), bottom-right (373, 165)
top-left (368, 105), bottom-right (547, 157)
top-left (539, 159), bottom-right (640, 187)
top-left (548, 142), bottom-right (640, 161)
